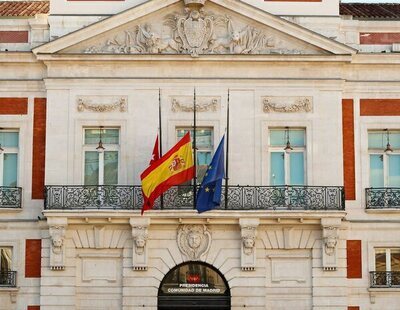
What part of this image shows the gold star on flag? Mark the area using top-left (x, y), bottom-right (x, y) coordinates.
top-left (205, 187), bottom-right (210, 192)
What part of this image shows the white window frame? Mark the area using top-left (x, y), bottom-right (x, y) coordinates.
top-left (0, 129), bottom-right (19, 187)
top-left (368, 130), bottom-right (400, 187)
top-left (268, 128), bottom-right (307, 186)
top-left (82, 127), bottom-right (120, 185)
top-left (374, 247), bottom-right (400, 272)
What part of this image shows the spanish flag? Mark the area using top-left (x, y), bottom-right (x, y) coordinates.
top-left (141, 132), bottom-right (194, 214)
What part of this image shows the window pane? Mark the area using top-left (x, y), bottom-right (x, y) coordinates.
top-left (84, 152), bottom-right (99, 185)
top-left (85, 129), bottom-right (119, 145)
top-left (391, 249), bottom-right (400, 272)
top-left (104, 151), bottom-right (118, 185)
top-left (388, 155), bottom-right (400, 187)
top-left (0, 248), bottom-right (12, 272)
top-left (369, 132), bottom-right (385, 149)
top-left (270, 152), bottom-right (285, 185)
top-left (270, 130), bottom-right (285, 146)
top-left (290, 130), bottom-right (305, 147)
top-left (370, 155), bottom-right (384, 187)
top-left (375, 249), bottom-right (387, 272)
top-left (197, 151), bottom-right (212, 182)
top-left (3, 154), bottom-right (17, 187)
top-left (391, 133), bottom-right (400, 149)
top-left (290, 152), bottom-right (304, 185)
top-left (177, 128), bottom-right (212, 148)
top-left (0, 132), bottom-right (18, 148)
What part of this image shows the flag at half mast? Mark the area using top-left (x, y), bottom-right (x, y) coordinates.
top-left (141, 132), bottom-right (194, 214)
top-left (196, 135), bottom-right (225, 213)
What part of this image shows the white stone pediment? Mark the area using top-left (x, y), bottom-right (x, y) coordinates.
top-left (34, 0), bottom-right (356, 56)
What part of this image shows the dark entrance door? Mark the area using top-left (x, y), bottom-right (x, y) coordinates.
top-left (158, 262), bottom-right (231, 310)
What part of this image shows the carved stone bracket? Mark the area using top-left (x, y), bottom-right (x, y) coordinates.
top-left (262, 96), bottom-right (313, 113)
top-left (49, 220), bottom-right (67, 271)
top-left (130, 218), bottom-right (150, 271)
top-left (177, 224), bottom-right (211, 261)
top-left (321, 218), bottom-right (341, 271)
top-left (77, 96), bottom-right (127, 113)
top-left (239, 218), bottom-right (259, 271)
top-left (171, 96), bottom-right (219, 112)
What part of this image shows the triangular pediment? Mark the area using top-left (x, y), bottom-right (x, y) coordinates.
top-left (33, 0), bottom-right (356, 57)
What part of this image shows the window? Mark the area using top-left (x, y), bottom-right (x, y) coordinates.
top-left (374, 248), bottom-right (400, 287)
top-left (368, 131), bottom-right (400, 187)
top-left (83, 128), bottom-right (119, 185)
top-left (0, 131), bottom-right (18, 187)
top-left (176, 128), bottom-right (213, 182)
top-left (269, 128), bottom-right (306, 185)
top-left (0, 247), bottom-right (12, 285)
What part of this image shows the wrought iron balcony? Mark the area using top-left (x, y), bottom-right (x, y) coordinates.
top-left (0, 186), bottom-right (22, 209)
top-left (44, 185), bottom-right (344, 211)
top-left (370, 271), bottom-right (400, 288)
top-left (0, 271), bottom-right (17, 287)
top-left (366, 187), bottom-right (400, 209)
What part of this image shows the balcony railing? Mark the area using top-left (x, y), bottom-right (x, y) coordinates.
top-left (44, 185), bottom-right (344, 211)
top-left (0, 186), bottom-right (22, 209)
top-left (370, 271), bottom-right (400, 288)
top-left (0, 271), bottom-right (17, 287)
top-left (366, 187), bottom-right (400, 209)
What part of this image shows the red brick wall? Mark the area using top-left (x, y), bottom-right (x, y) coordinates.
top-left (25, 239), bottom-right (41, 278)
top-left (0, 31), bottom-right (28, 43)
top-left (342, 99), bottom-right (355, 200)
top-left (347, 240), bottom-right (362, 279)
top-left (360, 32), bottom-right (400, 45)
top-left (360, 99), bottom-right (400, 116)
top-left (27, 306), bottom-right (40, 310)
top-left (265, 0), bottom-right (321, 2)
top-left (0, 98), bottom-right (28, 114)
top-left (32, 98), bottom-right (46, 200)
top-left (348, 307), bottom-right (360, 310)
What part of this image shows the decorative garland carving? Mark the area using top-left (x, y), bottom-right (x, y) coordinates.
top-left (177, 224), bottom-right (211, 261)
top-left (262, 97), bottom-right (313, 113)
top-left (171, 97), bottom-right (218, 112)
top-left (83, 1), bottom-right (307, 57)
top-left (77, 97), bottom-right (127, 113)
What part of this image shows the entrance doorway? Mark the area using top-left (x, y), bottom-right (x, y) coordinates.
top-left (158, 261), bottom-right (231, 310)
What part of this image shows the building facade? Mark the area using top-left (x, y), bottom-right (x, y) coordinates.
top-left (0, 0), bottom-right (400, 309)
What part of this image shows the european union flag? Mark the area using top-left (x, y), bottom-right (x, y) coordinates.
top-left (196, 136), bottom-right (225, 213)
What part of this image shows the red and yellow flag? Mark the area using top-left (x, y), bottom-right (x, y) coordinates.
top-left (141, 132), bottom-right (194, 214)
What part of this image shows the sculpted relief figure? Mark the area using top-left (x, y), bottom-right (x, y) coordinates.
top-left (132, 225), bottom-right (148, 255)
top-left (324, 234), bottom-right (338, 256)
top-left (83, 3), bottom-right (302, 56)
top-left (177, 225), bottom-right (211, 260)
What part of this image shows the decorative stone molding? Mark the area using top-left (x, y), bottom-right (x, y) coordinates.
top-left (83, 2), bottom-right (311, 57)
top-left (177, 224), bottom-right (211, 261)
top-left (321, 218), bottom-right (341, 271)
top-left (171, 96), bottom-right (219, 112)
top-left (77, 96), bottom-right (127, 113)
top-left (239, 218), bottom-right (259, 271)
top-left (72, 228), bottom-right (130, 249)
top-left (49, 225), bottom-right (67, 270)
top-left (130, 218), bottom-right (150, 271)
top-left (262, 96), bottom-right (313, 113)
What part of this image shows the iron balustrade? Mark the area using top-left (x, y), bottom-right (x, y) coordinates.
top-left (370, 271), bottom-right (400, 288)
top-left (44, 185), bottom-right (344, 211)
top-left (0, 186), bottom-right (22, 209)
top-left (366, 187), bottom-right (400, 209)
top-left (0, 271), bottom-right (17, 287)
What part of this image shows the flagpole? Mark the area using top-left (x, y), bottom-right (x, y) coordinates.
top-left (225, 89), bottom-right (230, 210)
top-left (159, 88), bottom-right (164, 210)
top-left (193, 87), bottom-right (197, 210)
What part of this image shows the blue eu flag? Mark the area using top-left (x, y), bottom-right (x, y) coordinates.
top-left (196, 136), bottom-right (225, 213)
